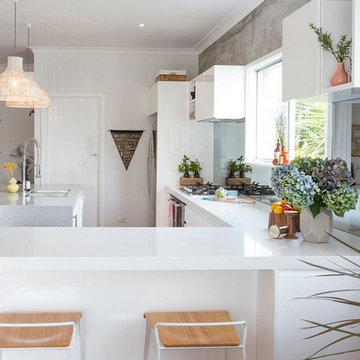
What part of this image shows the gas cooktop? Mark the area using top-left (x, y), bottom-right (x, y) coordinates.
top-left (182, 182), bottom-right (275, 197)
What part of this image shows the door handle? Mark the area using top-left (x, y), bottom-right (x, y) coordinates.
top-left (89, 153), bottom-right (98, 157)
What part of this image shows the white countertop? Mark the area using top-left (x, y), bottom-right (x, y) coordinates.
top-left (0, 226), bottom-right (357, 271)
top-left (0, 184), bottom-right (83, 226)
top-left (0, 184), bottom-right (83, 207)
top-left (166, 185), bottom-right (275, 227)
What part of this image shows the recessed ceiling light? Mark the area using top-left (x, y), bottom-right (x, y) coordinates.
top-left (138, 23), bottom-right (145, 28)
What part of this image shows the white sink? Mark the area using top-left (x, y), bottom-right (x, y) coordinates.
top-left (28, 189), bottom-right (70, 197)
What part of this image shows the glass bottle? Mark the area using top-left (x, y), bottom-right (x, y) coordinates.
top-left (274, 139), bottom-right (281, 161)
top-left (280, 146), bottom-right (289, 164)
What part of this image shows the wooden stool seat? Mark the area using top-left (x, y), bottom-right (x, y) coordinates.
top-left (144, 311), bottom-right (240, 348)
top-left (0, 312), bottom-right (82, 348)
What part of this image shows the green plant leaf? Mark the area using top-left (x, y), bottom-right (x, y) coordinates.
top-left (309, 195), bottom-right (324, 217)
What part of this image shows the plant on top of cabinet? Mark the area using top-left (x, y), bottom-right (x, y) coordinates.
top-left (309, 23), bottom-right (352, 86)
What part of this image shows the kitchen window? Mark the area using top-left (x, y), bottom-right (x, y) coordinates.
top-left (245, 51), bottom-right (327, 164)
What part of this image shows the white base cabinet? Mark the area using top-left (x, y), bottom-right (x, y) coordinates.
top-left (185, 206), bottom-right (217, 227)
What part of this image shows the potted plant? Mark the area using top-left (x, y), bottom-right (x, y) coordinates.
top-left (309, 23), bottom-right (352, 86)
top-left (178, 155), bottom-right (191, 178)
top-left (189, 159), bottom-right (202, 178)
top-left (271, 157), bottom-right (358, 243)
top-left (236, 156), bottom-right (253, 178)
top-left (227, 159), bottom-right (238, 178)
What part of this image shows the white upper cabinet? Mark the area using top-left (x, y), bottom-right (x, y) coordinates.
top-left (192, 65), bottom-right (245, 122)
top-left (282, 0), bottom-right (354, 101)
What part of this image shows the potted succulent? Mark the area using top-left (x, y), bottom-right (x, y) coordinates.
top-left (237, 156), bottom-right (253, 178)
top-left (178, 155), bottom-right (191, 178)
top-left (309, 23), bottom-right (352, 86)
top-left (189, 159), bottom-right (202, 178)
top-left (271, 157), bottom-right (358, 243)
top-left (227, 159), bottom-right (238, 178)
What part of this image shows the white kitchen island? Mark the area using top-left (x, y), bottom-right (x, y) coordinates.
top-left (0, 226), bottom-right (358, 360)
top-left (0, 184), bottom-right (84, 227)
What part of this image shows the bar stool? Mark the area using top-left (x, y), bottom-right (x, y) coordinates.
top-left (143, 311), bottom-right (247, 360)
top-left (0, 312), bottom-right (82, 360)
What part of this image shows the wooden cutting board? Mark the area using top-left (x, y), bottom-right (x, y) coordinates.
top-left (210, 197), bottom-right (255, 204)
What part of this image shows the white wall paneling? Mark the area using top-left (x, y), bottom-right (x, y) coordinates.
top-left (35, 93), bottom-right (105, 227)
top-left (34, 51), bottom-right (198, 226)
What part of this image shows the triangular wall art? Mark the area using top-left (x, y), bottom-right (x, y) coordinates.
top-left (110, 130), bottom-right (144, 170)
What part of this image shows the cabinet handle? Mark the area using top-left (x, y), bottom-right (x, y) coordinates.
top-left (73, 214), bottom-right (78, 227)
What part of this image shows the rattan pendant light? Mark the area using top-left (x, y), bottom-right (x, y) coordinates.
top-left (6, 24), bottom-right (51, 108)
top-left (0, 0), bottom-right (41, 102)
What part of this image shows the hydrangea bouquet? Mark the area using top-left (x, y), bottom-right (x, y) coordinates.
top-left (271, 157), bottom-right (358, 218)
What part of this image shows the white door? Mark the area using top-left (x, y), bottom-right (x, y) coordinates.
top-left (37, 95), bottom-right (100, 226)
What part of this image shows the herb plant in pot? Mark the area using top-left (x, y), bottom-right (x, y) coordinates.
top-left (237, 156), bottom-right (253, 178)
top-left (271, 157), bottom-right (358, 243)
top-left (189, 159), bottom-right (202, 178)
top-left (178, 155), bottom-right (191, 178)
top-left (227, 160), bottom-right (238, 178)
top-left (309, 23), bottom-right (352, 86)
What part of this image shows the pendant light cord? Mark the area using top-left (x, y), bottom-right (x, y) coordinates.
top-left (27, 24), bottom-right (30, 71)
top-left (13, 0), bottom-right (17, 55)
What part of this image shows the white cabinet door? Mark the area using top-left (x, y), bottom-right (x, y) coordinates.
top-left (37, 95), bottom-right (100, 226)
top-left (282, 0), bottom-right (353, 101)
top-left (194, 66), bottom-right (245, 121)
top-left (185, 206), bottom-right (216, 227)
top-left (282, 0), bottom-right (321, 102)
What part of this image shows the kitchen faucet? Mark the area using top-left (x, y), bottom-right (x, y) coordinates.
top-left (23, 138), bottom-right (41, 194)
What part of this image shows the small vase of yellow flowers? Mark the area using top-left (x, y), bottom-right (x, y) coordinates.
top-left (3, 163), bottom-right (19, 193)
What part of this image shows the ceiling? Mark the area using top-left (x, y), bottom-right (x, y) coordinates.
top-left (0, 0), bottom-right (264, 63)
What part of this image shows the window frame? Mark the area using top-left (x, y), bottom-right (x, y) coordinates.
top-left (245, 50), bottom-right (283, 166)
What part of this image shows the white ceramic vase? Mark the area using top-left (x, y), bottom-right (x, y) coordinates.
top-left (300, 207), bottom-right (333, 243)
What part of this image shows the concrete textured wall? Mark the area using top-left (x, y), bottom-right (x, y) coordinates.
top-left (199, 0), bottom-right (310, 72)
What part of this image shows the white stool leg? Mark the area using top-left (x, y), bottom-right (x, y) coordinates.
top-left (242, 347), bottom-right (246, 360)
top-left (224, 348), bottom-right (228, 360)
top-left (78, 320), bottom-right (83, 360)
top-left (143, 320), bottom-right (150, 360)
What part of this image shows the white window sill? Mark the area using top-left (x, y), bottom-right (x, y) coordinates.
top-left (245, 160), bottom-right (275, 168)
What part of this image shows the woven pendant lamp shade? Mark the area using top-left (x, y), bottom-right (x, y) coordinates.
top-left (6, 72), bottom-right (51, 108)
top-left (0, 57), bottom-right (41, 102)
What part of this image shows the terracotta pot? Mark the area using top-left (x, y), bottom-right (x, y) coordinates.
top-left (330, 62), bottom-right (349, 86)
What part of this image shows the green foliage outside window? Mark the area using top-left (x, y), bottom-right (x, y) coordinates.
top-left (295, 101), bottom-right (327, 158)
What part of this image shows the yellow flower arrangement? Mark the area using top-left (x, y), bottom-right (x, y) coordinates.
top-left (3, 163), bottom-right (17, 179)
